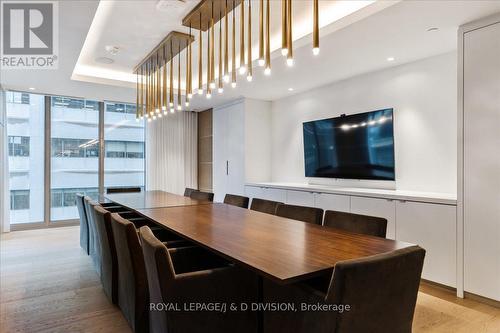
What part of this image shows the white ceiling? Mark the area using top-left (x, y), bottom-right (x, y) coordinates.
top-left (2, 0), bottom-right (500, 108)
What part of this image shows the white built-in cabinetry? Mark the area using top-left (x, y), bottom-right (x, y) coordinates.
top-left (213, 99), bottom-right (272, 202)
top-left (245, 184), bottom-right (457, 288)
top-left (460, 15), bottom-right (500, 301)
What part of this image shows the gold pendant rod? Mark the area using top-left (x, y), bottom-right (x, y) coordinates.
top-left (239, 0), bottom-right (245, 72)
top-left (259, 0), bottom-right (264, 64)
top-left (247, 0), bottom-right (252, 80)
top-left (231, 0), bottom-right (236, 86)
top-left (265, 0), bottom-right (270, 72)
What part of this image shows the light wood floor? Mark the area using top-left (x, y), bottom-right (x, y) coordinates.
top-left (1, 227), bottom-right (499, 333)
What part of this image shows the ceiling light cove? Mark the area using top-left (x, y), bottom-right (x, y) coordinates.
top-left (72, 0), bottom-right (384, 92)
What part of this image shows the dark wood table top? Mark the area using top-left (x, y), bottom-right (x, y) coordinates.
top-left (104, 190), bottom-right (212, 210)
top-left (137, 203), bottom-right (414, 284)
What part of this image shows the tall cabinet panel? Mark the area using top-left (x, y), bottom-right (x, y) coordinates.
top-left (213, 102), bottom-right (245, 202)
top-left (462, 18), bottom-right (500, 301)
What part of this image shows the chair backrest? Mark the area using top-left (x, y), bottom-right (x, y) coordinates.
top-left (83, 196), bottom-right (101, 273)
top-left (323, 210), bottom-right (387, 238)
top-left (139, 226), bottom-right (176, 333)
top-left (249, 198), bottom-right (283, 215)
top-left (223, 194), bottom-right (250, 208)
top-left (93, 205), bottom-right (118, 304)
top-left (276, 204), bottom-right (323, 225)
top-left (190, 190), bottom-right (214, 202)
top-left (110, 213), bottom-right (149, 333)
top-left (183, 187), bottom-right (198, 197)
top-left (106, 187), bottom-right (142, 194)
top-left (326, 246), bottom-right (426, 333)
top-left (76, 193), bottom-right (89, 254)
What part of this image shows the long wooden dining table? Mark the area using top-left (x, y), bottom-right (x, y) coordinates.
top-left (105, 190), bottom-right (414, 285)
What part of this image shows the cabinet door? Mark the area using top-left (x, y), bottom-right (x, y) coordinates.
top-left (226, 103), bottom-right (245, 197)
top-left (245, 186), bottom-right (263, 200)
top-left (396, 201), bottom-right (456, 287)
top-left (350, 196), bottom-right (396, 239)
top-left (314, 193), bottom-right (350, 213)
top-left (212, 107), bottom-right (228, 202)
top-left (262, 188), bottom-right (286, 203)
top-left (286, 190), bottom-right (315, 207)
top-left (463, 21), bottom-right (500, 300)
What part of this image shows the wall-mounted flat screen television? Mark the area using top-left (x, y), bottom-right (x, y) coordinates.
top-left (303, 108), bottom-right (395, 180)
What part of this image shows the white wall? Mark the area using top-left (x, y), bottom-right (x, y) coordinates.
top-left (245, 99), bottom-right (272, 183)
top-left (271, 52), bottom-right (457, 194)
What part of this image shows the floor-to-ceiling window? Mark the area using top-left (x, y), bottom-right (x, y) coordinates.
top-left (50, 96), bottom-right (100, 222)
top-left (6, 92), bottom-right (45, 225)
top-left (5, 91), bottom-right (144, 228)
top-left (104, 102), bottom-right (145, 191)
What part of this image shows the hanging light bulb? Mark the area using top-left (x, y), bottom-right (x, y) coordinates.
top-left (206, 92), bottom-right (212, 99)
top-left (239, 66), bottom-right (246, 75)
top-left (223, 75), bottom-right (230, 83)
top-left (287, 58), bottom-right (294, 67)
top-left (187, 93), bottom-right (193, 99)
top-left (170, 107), bottom-right (175, 113)
top-left (158, 113), bottom-right (162, 118)
top-left (210, 82), bottom-right (216, 89)
top-left (147, 117), bottom-right (152, 122)
top-left (198, 88), bottom-right (204, 95)
top-left (246, 75), bottom-right (252, 82)
top-left (185, 101), bottom-right (190, 107)
top-left (264, 67), bottom-right (271, 75)
top-left (218, 87), bottom-right (224, 93)
top-left (231, 82), bottom-right (236, 88)
top-left (152, 115), bottom-right (157, 120)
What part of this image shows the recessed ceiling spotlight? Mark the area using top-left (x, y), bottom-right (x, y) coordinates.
top-left (95, 57), bottom-right (114, 64)
top-left (386, 57), bottom-right (395, 62)
top-left (427, 27), bottom-right (439, 32)
top-left (156, 0), bottom-right (186, 12)
top-left (29, 87), bottom-right (35, 90)
top-left (105, 45), bottom-right (120, 55)
top-left (288, 88), bottom-right (294, 91)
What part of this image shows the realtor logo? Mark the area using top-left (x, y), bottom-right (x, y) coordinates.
top-left (1, 1), bottom-right (58, 69)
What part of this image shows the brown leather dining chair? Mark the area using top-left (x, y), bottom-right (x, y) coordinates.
top-left (110, 214), bottom-right (194, 333)
top-left (249, 198), bottom-right (283, 215)
top-left (110, 213), bottom-right (149, 333)
top-left (190, 190), bottom-right (214, 202)
top-left (263, 246), bottom-right (426, 333)
top-left (223, 194), bottom-right (250, 208)
top-left (323, 210), bottom-right (388, 238)
top-left (276, 204), bottom-right (324, 225)
top-left (93, 205), bottom-right (118, 304)
top-left (140, 226), bottom-right (258, 333)
top-left (76, 194), bottom-right (90, 255)
top-left (183, 187), bottom-right (198, 197)
top-left (93, 206), bottom-right (191, 305)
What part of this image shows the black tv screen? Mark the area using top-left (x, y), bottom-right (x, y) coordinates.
top-left (303, 108), bottom-right (395, 180)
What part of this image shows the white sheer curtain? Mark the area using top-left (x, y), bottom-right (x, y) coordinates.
top-left (145, 111), bottom-right (198, 195)
top-left (0, 88), bottom-right (9, 233)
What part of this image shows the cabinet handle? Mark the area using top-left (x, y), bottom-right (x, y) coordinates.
top-left (226, 160), bottom-right (229, 175)
top-left (399, 200), bottom-right (406, 203)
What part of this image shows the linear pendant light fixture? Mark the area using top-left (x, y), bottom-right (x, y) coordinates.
top-left (258, 0), bottom-right (264, 67)
top-left (246, 0), bottom-right (252, 82)
top-left (313, 0), bottom-right (319, 55)
top-left (135, 0), bottom-right (322, 122)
